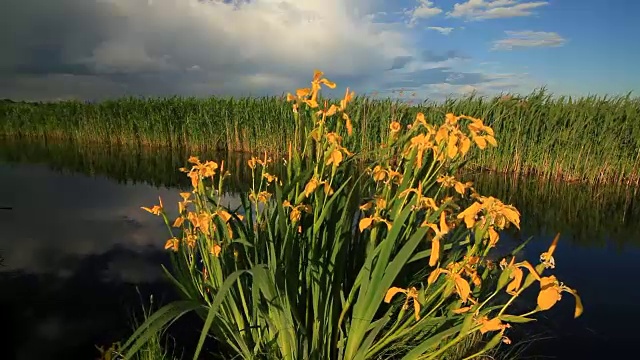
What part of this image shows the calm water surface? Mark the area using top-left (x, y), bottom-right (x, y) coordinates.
top-left (1, 139), bottom-right (639, 359)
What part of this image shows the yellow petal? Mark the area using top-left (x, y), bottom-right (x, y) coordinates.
top-left (247, 158), bottom-right (257, 169)
top-left (326, 149), bottom-right (343, 167)
top-left (296, 88), bottom-right (311, 98)
top-left (445, 113), bottom-right (458, 125)
top-left (427, 268), bottom-right (444, 285)
top-left (164, 238), bottom-right (179, 252)
top-left (372, 166), bottom-right (387, 182)
top-left (473, 135), bottom-right (487, 149)
top-left (304, 178), bottom-right (319, 197)
top-left (304, 99), bottom-right (319, 109)
top-left (429, 238), bottom-right (440, 267)
top-left (501, 206), bottom-right (521, 229)
top-left (320, 78), bottom-right (337, 89)
top-left (343, 113), bottom-right (353, 136)
top-left (486, 135), bottom-right (497, 146)
top-left (359, 217), bottom-right (374, 232)
top-left (506, 267), bottom-right (523, 295)
top-left (545, 233), bottom-right (560, 258)
top-left (423, 197), bottom-right (438, 210)
top-left (447, 134), bottom-right (458, 158)
top-left (211, 244), bottom-right (222, 257)
top-left (435, 127), bottom-right (448, 144)
top-left (454, 182), bottom-right (465, 195)
top-left (569, 288), bottom-right (584, 318)
top-left (517, 261), bottom-right (541, 282)
top-left (488, 226), bottom-right (500, 247)
top-left (454, 275), bottom-right (471, 303)
top-left (172, 216), bottom-right (184, 228)
top-left (457, 202), bottom-right (482, 228)
top-left (537, 287), bottom-right (560, 311)
top-left (480, 317), bottom-right (505, 334)
top-left (384, 287), bottom-right (406, 303)
top-left (413, 300), bottom-right (421, 321)
top-left (216, 210), bottom-right (232, 223)
top-left (141, 206), bottom-right (160, 215)
top-left (481, 124), bottom-right (494, 135)
top-left (537, 276), bottom-right (561, 310)
top-left (359, 202), bottom-right (373, 211)
top-left (439, 211), bottom-right (449, 234)
top-left (459, 136), bottom-right (471, 156)
top-left (290, 208), bottom-right (301, 223)
top-left (326, 104), bottom-right (338, 116)
top-left (187, 156), bottom-right (200, 165)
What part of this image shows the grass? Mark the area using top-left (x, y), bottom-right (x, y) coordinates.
top-left (1, 89), bottom-right (639, 185)
top-left (115, 71), bottom-right (583, 360)
top-left (97, 291), bottom-right (182, 360)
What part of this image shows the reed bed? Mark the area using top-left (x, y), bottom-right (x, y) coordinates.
top-left (2, 90), bottom-right (639, 185)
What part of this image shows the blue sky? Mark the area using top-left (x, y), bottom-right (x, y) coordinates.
top-left (371, 0), bottom-right (640, 97)
top-left (1, 0), bottom-right (638, 101)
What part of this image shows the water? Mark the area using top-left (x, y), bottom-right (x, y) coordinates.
top-left (1, 139), bottom-right (639, 359)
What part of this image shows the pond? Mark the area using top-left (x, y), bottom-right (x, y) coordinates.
top-left (1, 138), bottom-right (639, 359)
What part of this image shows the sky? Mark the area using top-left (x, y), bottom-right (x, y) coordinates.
top-left (1, 0), bottom-right (639, 102)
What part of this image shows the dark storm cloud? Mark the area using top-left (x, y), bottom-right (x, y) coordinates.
top-left (421, 50), bottom-right (469, 63)
top-left (0, 0), bottom-right (510, 101)
top-left (0, 0), bottom-right (420, 100)
top-left (389, 55), bottom-right (414, 70)
top-left (0, 0), bottom-right (117, 75)
top-left (382, 67), bottom-right (490, 89)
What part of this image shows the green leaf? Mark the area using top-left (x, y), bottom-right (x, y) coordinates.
top-left (400, 323), bottom-right (464, 359)
top-left (499, 314), bottom-right (536, 323)
top-left (193, 269), bottom-right (250, 360)
top-left (121, 300), bottom-right (202, 358)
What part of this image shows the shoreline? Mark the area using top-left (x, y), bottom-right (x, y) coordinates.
top-left (2, 133), bottom-right (638, 187)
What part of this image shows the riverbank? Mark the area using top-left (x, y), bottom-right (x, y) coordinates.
top-left (2, 90), bottom-right (639, 185)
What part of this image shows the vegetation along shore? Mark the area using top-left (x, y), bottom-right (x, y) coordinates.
top-left (113, 70), bottom-right (583, 360)
top-left (2, 90), bottom-right (639, 186)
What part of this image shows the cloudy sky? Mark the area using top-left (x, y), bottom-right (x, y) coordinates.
top-left (1, 0), bottom-right (638, 101)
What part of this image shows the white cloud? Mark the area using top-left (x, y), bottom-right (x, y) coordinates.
top-left (449, 0), bottom-right (548, 20)
top-left (492, 31), bottom-right (567, 50)
top-left (427, 26), bottom-right (454, 35)
top-left (407, 1), bottom-right (443, 27)
top-left (1, 0), bottom-right (419, 100)
top-left (0, 0), bottom-right (550, 101)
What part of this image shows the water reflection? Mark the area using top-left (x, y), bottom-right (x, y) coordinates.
top-left (2, 138), bottom-right (638, 249)
top-left (1, 138), bottom-right (639, 358)
top-left (470, 171), bottom-right (640, 249)
top-left (0, 163), bottom-right (180, 359)
top-left (0, 138), bottom-right (255, 193)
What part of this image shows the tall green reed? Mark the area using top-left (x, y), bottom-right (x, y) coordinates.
top-left (2, 90), bottom-right (639, 185)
